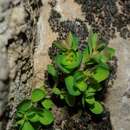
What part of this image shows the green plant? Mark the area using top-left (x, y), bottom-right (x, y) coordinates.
top-left (16, 88), bottom-right (54, 130)
top-left (54, 32), bottom-right (82, 74)
top-left (47, 31), bottom-right (115, 114)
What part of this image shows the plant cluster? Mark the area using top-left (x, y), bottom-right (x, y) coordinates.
top-left (15, 31), bottom-right (115, 130)
top-left (15, 88), bottom-right (54, 130)
top-left (48, 31), bottom-right (115, 114)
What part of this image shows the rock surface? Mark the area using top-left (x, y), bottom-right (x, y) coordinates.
top-left (106, 36), bottom-right (130, 130)
top-left (0, 0), bottom-right (41, 130)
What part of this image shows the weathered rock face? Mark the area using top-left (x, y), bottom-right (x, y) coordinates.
top-left (0, 0), bottom-right (41, 130)
top-left (0, 0), bottom-right (130, 130)
top-left (106, 36), bottom-right (130, 130)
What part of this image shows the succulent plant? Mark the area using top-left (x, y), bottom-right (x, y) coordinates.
top-left (48, 31), bottom-right (115, 114)
top-left (16, 88), bottom-right (54, 130)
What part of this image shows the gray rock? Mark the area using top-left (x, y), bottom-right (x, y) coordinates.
top-left (0, 52), bottom-right (9, 80)
top-left (106, 37), bottom-right (130, 130)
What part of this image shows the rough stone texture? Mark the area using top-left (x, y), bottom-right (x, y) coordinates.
top-left (33, 0), bottom-right (57, 87)
top-left (0, 0), bottom-right (41, 130)
top-left (106, 36), bottom-right (130, 130)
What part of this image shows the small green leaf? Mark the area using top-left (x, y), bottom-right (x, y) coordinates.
top-left (17, 100), bottom-right (32, 113)
top-left (85, 87), bottom-right (96, 97)
top-left (87, 30), bottom-right (98, 54)
top-left (91, 33), bottom-right (98, 51)
top-left (92, 53), bottom-right (108, 63)
top-left (76, 81), bottom-right (87, 92)
top-left (16, 112), bottom-right (24, 118)
top-left (87, 86), bottom-right (96, 93)
top-left (89, 101), bottom-right (104, 114)
top-left (31, 88), bottom-right (46, 102)
top-left (65, 76), bottom-right (81, 96)
top-left (55, 50), bottom-right (82, 74)
top-left (97, 42), bottom-right (107, 51)
top-left (82, 47), bottom-right (90, 63)
top-left (26, 109), bottom-right (39, 122)
top-left (85, 96), bottom-right (95, 105)
top-left (85, 92), bottom-right (95, 97)
top-left (55, 54), bottom-right (70, 73)
top-left (60, 94), bottom-right (65, 99)
top-left (73, 71), bottom-right (85, 81)
top-left (52, 87), bottom-right (61, 95)
top-left (65, 94), bottom-right (76, 107)
top-left (66, 32), bottom-right (79, 50)
top-left (41, 99), bottom-right (54, 109)
top-left (47, 64), bottom-right (57, 78)
top-left (54, 41), bottom-right (67, 51)
top-left (28, 114), bottom-right (39, 123)
top-left (102, 47), bottom-right (115, 60)
top-left (22, 121), bottom-right (34, 130)
top-left (92, 66), bottom-right (110, 83)
top-left (38, 109), bottom-right (54, 125)
top-left (16, 118), bottom-right (25, 125)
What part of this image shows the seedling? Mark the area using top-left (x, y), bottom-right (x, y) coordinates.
top-left (47, 31), bottom-right (115, 114)
top-left (16, 88), bottom-right (54, 130)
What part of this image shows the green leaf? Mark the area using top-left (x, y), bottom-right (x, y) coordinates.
top-left (84, 86), bottom-right (96, 97)
top-left (65, 94), bottom-right (76, 107)
top-left (91, 33), bottom-right (98, 51)
top-left (85, 96), bottom-right (95, 105)
top-left (102, 47), bottom-right (115, 60)
top-left (22, 121), bottom-right (34, 130)
top-left (60, 94), bottom-right (65, 99)
top-left (66, 32), bottom-right (79, 50)
top-left (54, 41), bottom-right (67, 51)
top-left (97, 42), bottom-right (107, 51)
top-left (86, 86), bottom-right (96, 93)
top-left (28, 114), bottom-right (39, 123)
top-left (31, 88), bottom-right (46, 102)
top-left (76, 81), bottom-right (87, 92)
top-left (55, 54), bottom-right (70, 73)
top-left (16, 112), bottom-right (24, 118)
top-left (92, 53), bottom-right (108, 63)
top-left (47, 64), bottom-right (57, 78)
top-left (61, 51), bottom-right (82, 70)
top-left (17, 100), bottom-right (32, 113)
top-left (52, 87), bottom-right (61, 95)
top-left (16, 118), bottom-right (25, 125)
top-left (89, 101), bottom-right (104, 114)
top-left (65, 76), bottom-right (81, 96)
top-left (92, 66), bottom-right (110, 83)
top-left (26, 109), bottom-right (39, 122)
top-left (41, 99), bottom-right (54, 109)
top-left (55, 51), bottom-right (82, 74)
top-left (87, 30), bottom-right (98, 54)
top-left (82, 47), bottom-right (90, 63)
top-left (85, 92), bottom-right (95, 97)
top-left (38, 109), bottom-right (54, 125)
top-left (73, 71), bottom-right (86, 81)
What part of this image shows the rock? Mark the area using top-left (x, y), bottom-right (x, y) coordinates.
top-left (0, 52), bottom-right (9, 80)
top-left (106, 37), bottom-right (130, 130)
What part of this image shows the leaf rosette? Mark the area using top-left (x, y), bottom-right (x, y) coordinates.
top-left (55, 50), bottom-right (82, 74)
